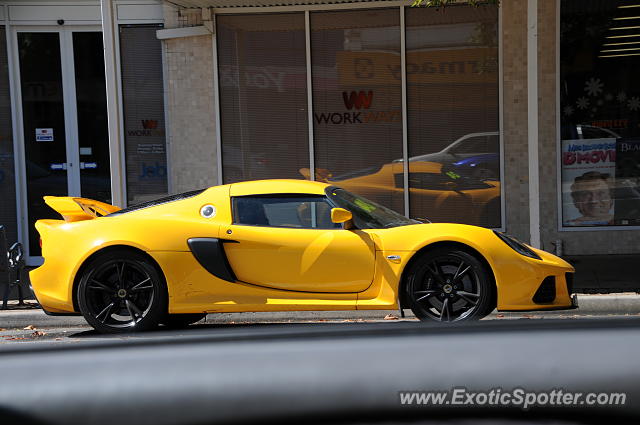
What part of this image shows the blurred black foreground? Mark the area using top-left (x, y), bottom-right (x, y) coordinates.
top-left (0, 319), bottom-right (639, 425)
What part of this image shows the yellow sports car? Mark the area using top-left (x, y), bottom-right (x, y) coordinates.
top-left (30, 179), bottom-right (576, 333)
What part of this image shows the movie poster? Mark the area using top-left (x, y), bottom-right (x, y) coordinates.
top-left (614, 138), bottom-right (640, 225)
top-left (561, 138), bottom-right (616, 226)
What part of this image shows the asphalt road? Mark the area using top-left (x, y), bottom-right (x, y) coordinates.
top-left (1, 308), bottom-right (639, 345)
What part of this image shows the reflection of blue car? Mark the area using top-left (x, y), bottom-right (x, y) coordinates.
top-left (451, 153), bottom-right (500, 180)
top-left (395, 132), bottom-right (501, 181)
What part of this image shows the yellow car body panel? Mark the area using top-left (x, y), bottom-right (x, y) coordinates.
top-left (221, 226), bottom-right (375, 293)
top-left (30, 179), bottom-right (574, 317)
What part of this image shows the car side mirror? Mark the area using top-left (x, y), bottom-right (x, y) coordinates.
top-left (331, 208), bottom-right (352, 224)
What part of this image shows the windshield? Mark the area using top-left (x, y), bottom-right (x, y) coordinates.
top-left (326, 186), bottom-right (419, 229)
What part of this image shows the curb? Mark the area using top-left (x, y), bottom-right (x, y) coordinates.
top-left (1, 294), bottom-right (640, 330)
top-left (574, 293), bottom-right (640, 314)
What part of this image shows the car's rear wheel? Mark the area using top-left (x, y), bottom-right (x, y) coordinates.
top-left (405, 248), bottom-right (494, 322)
top-left (161, 313), bottom-right (207, 329)
top-left (77, 250), bottom-right (167, 333)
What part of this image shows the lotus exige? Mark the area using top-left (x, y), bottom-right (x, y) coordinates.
top-left (30, 179), bottom-right (576, 333)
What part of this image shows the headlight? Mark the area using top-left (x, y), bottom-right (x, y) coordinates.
top-left (493, 231), bottom-right (541, 260)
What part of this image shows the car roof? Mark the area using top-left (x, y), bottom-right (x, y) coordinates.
top-left (229, 179), bottom-right (330, 197)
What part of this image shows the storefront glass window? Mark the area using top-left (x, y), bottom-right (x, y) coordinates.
top-left (406, 4), bottom-right (500, 227)
top-left (0, 26), bottom-right (17, 243)
top-left (120, 25), bottom-right (168, 205)
top-left (310, 9), bottom-right (404, 212)
top-left (561, 1), bottom-right (640, 227)
top-left (214, 6), bottom-right (501, 228)
top-left (217, 13), bottom-right (310, 183)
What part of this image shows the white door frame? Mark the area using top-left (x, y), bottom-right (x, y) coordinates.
top-left (9, 24), bottom-right (102, 265)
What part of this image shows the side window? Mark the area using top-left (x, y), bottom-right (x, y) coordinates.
top-left (233, 196), bottom-right (341, 229)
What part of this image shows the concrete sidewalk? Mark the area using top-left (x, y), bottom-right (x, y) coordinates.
top-left (1, 293), bottom-right (640, 330)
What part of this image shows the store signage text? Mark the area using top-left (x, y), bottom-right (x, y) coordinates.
top-left (563, 142), bottom-right (616, 165)
top-left (337, 49), bottom-right (498, 86)
top-left (388, 61), bottom-right (490, 80)
top-left (219, 66), bottom-right (287, 93)
top-left (138, 162), bottom-right (167, 180)
top-left (314, 90), bottom-right (400, 125)
top-left (343, 91), bottom-right (373, 110)
top-left (127, 119), bottom-right (165, 137)
top-left (619, 142), bottom-right (640, 153)
top-left (590, 119), bottom-right (629, 129)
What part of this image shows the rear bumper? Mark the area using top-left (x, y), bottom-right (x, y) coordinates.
top-left (29, 265), bottom-right (76, 314)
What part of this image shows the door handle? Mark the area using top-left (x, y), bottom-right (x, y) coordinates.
top-left (50, 163), bottom-right (68, 171)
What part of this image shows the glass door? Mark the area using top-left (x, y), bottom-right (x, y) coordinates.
top-left (71, 32), bottom-right (111, 204)
top-left (14, 28), bottom-right (110, 261)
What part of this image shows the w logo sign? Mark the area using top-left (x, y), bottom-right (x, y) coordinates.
top-left (342, 91), bottom-right (373, 110)
top-left (141, 120), bottom-right (158, 130)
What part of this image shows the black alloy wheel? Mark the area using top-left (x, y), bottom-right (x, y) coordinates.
top-left (406, 248), bottom-right (494, 322)
top-left (78, 250), bottom-right (167, 333)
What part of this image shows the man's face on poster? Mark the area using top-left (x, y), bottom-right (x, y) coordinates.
top-left (572, 178), bottom-right (613, 218)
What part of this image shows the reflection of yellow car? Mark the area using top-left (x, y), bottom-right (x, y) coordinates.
top-left (301, 161), bottom-right (500, 227)
top-left (30, 180), bottom-right (575, 333)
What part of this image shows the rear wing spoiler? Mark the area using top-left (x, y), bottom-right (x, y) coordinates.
top-left (43, 196), bottom-right (121, 222)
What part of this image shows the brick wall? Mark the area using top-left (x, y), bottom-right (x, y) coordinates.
top-left (537, 0), bottom-right (559, 252)
top-left (501, 0), bottom-right (530, 242)
top-left (163, 34), bottom-right (218, 193)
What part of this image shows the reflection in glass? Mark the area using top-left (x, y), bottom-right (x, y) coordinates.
top-left (18, 32), bottom-right (68, 256)
top-left (72, 32), bottom-right (111, 205)
top-left (561, 0), bottom-right (640, 227)
top-left (120, 25), bottom-right (168, 205)
top-left (311, 9), bottom-right (404, 212)
top-left (217, 13), bottom-right (310, 183)
top-left (406, 4), bottom-right (500, 227)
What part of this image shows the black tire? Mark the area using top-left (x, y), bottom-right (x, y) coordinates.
top-left (405, 248), bottom-right (494, 322)
top-left (77, 250), bottom-right (167, 333)
top-left (161, 313), bottom-right (206, 329)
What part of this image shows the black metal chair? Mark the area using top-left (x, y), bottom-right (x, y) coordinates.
top-left (1, 225), bottom-right (26, 309)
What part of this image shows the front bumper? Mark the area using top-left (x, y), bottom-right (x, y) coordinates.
top-left (494, 243), bottom-right (577, 312)
top-left (497, 269), bottom-right (576, 312)
top-left (500, 293), bottom-right (579, 313)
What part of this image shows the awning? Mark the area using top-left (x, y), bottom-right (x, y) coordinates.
top-left (168, 0), bottom-right (401, 9)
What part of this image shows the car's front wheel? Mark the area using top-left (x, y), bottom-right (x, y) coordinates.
top-left (405, 248), bottom-right (494, 322)
top-left (77, 250), bottom-right (167, 333)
